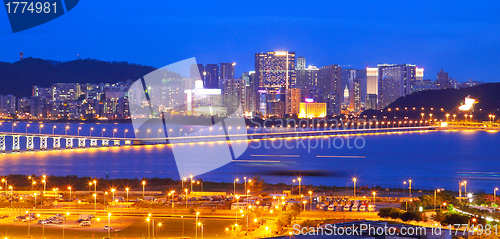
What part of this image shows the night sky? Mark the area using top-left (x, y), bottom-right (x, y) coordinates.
top-left (1, 0), bottom-right (499, 82)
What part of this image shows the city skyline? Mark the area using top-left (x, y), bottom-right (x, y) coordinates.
top-left (0, 1), bottom-right (499, 83)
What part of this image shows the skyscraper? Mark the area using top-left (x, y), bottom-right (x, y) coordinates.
top-left (317, 64), bottom-right (342, 115)
top-left (220, 63), bottom-right (236, 80)
top-left (366, 67), bottom-right (378, 95)
top-left (190, 64), bottom-right (204, 80)
top-left (296, 56), bottom-right (306, 70)
top-left (286, 88), bottom-right (301, 115)
top-left (296, 65), bottom-right (319, 87)
top-left (255, 51), bottom-right (296, 115)
top-left (377, 64), bottom-right (420, 109)
top-left (204, 64), bottom-right (219, 89)
top-left (255, 51), bottom-right (296, 93)
top-left (437, 69), bottom-right (449, 89)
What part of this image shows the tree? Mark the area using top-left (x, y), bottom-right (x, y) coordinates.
top-left (378, 207), bottom-right (404, 220)
top-left (250, 176), bottom-right (265, 195)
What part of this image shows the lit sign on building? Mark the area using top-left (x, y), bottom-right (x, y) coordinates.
top-left (458, 96), bottom-right (476, 111)
top-left (304, 98), bottom-right (314, 103)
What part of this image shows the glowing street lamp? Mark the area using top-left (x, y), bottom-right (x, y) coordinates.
top-left (26, 123), bottom-right (30, 133)
top-left (408, 180), bottom-right (412, 198)
top-left (113, 129), bottom-right (117, 138)
top-left (353, 177), bottom-right (357, 197)
top-left (39, 124), bottom-right (44, 134)
top-left (372, 191), bottom-right (376, 204)
top-left (90, 127), bottom-right (94, 137)
top-left (77, 126), bottom-right (81, 136)
top-left (446, 113), bottom-right (450, 122)
top-left (125, 187), bottom-right (129, 202)
top-left (495, 188), bottom-right (498, 204)
top-left (52, 125), bottom-right (56, 135)
top-left (142, 180), bottom-right (146, 198)
top-left (234, 178), bottom-right (239, 195)
top-left (102, 128), bottom-right (106, 137)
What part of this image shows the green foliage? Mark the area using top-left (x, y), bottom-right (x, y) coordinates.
top-left (188, 207), bottom-right (195, 214)
top-left (378, 207), bottom-right (426, 222)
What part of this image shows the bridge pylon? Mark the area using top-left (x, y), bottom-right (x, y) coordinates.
top-left (0, 135), bottom-right (5, 153)
top-left (40, 136), bottom-right (48, 150)
top-left (53, 137), bottom-right (61, 150)
top-left (12, 135), bottom-right (20, 152)
top-left (26, 136), bottom-right (34, 151)
top-left (66, 138), bottom-right (73, 149)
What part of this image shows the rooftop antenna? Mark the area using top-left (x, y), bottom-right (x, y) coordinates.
top-left (19, 51), bottom-right (24, 60)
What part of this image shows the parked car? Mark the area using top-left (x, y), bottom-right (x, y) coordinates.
top-left (79, 221), bottom-right (91, 226)
top-left (0, 215), bottom-right (8, 219)
top-left (103, 225), bottom-right (113, 231)
top-left (14, 216), bottom-right (25, 222)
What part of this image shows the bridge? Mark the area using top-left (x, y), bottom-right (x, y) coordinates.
top-left (0, 126), bottom-right (436, 153)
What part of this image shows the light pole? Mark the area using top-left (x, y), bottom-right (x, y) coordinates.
top-left (113, 129), bottom-right (117, 138)
top-left (403, 181), bottom-right (406, 197)
top-left (309, 191), bottom-right (312, 211)
top-left (169, 190), bottom-right (176, 213)
top-left (446, 113), bottom-right (450, 122)
top-left (124, 129), bottom-right (128, 138)
top-left (158, 129), bottom-right (162, 138)
top-left (185, 188), bottom-right (188, 209)
top-left (93, 193), bottom-right (97, 210)
top-left (68, 186), bottom-right (72, 201)
top-left (353, 177), bottom-right (357, 198)
top-left (107, 213), bottom-right (111, 239)
top-left (495, 188), bottom-right (498, 205)
top-left (142, 180), bottom-right (146, 198)
top-left (244, 177), bottom-right (247, 195)
top-left (77, 127), bottom-right (81, 136)
top-left (463, 180), bottom-right (467, 196)
top-left (179, 128), bottom-right (182, 137)
top-left (434, 189), bottom-right (440, 211)
top-left (93, 180), bottom-right (97, 196)
top-left (126, 187), bottom-right (129, 202)
top-left (234, 178), bottom-right (239, 195)
top-left (65, 125), bottom-right (69, 135)
top-left (12, 122), bottom-right (16, 133)
top-left (90, 127), bottom-right (94, 137)
top-left (190, 175), bottom-right (194, 193)
top-left (63, 212), bottom-right (69, 239)
top-left (111, 188), bottom-right (116, 202)
top-left (292, 179), bottom-right (295, 195)
top-left (52, 125), bottom-right (56, 135)
top-left (453, 114), bottom-right (456, 122)
top-left (26, 123), bottom-right (30, 133)
top-left (409, 180), bottom-right (412, 198)
top-left (298, 177), bottom-right (302, 196)
top-left (102, 128), bottom-right (106, 137)
top-left (372, 191), bottom-right (376, 205)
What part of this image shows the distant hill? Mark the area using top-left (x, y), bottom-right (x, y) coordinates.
top-left (362, 83), bottom-right (500, 121)
top-left (0, 57), bottom-right (174, 97)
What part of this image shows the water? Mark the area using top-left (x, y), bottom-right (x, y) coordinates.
top-left (0, 122), bottom-right (498, 192)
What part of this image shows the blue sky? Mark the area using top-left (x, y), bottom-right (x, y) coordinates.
top-left (1, 0), bottom-right (499, 82)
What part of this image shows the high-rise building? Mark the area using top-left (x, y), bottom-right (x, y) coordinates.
top-left (204, 64), bottom-right (219, 89)
top-left (190, 64), bottom-right (204, 80)
top-left (32, 85), bottom-right (51, 98)
top-left (221, 78), bottom-right (246, 114)
top-left (317, 64), bottom-right (342, 115)
top-left (296, 65), bottom-right (319, 87)
top-left (366, 94), bottom-right (377, 110)
top-left (0, 95), bottom-right (17, 115)
top-left (220, 63), bottom-right (236, 80)
top-left (52, 83), bottom-right (80, 101)
top-left (352, 78), bottom-right (361, 113)
top-left (437, 69), bottom-right (449, 89)
top-left (296, 56), bottom-right (306, 70)
top-left (366, 67), bottom-right (378, 95)
top-left (255, 51), bottom-right (296, 93)
top-left (286, 88), bottom-right (301, 115)
top-left (255, 51), bottom-right (295, 115)
top-left (377, 64), bottom-right (421, 109)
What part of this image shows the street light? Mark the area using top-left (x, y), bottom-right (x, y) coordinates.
top-left (90, 127), bottom-right (94, 137)
top-left (234, 178), bottom-right (239, 195)
top-left (142, 180), bottom-right (146, 198)
top-left (125, 187), bottom-right (129, 202)
top-left (403, 181), bottom-right (407, 197)
top-left (26, 123), bottom-right (30, 134)
top-left (352, 177), bottom-right (357, 197)
top-left (372, 191), bottom-right (376, 204)
top-left (68, 186), bottom-right (72, 201)
top-left (77, 127), bottom-right (81, 136)
top-left (39, 124), bottom-right (44, 134)
top-left (408, 180), bottom-right (412, 198)
top-left (298, 177), bottom-right (302, 196)
top-left (113, 129), bottom-right (117, 138)
top-left (434, 189), bottom-right (441, 211)
top-left (309, 191), bottom-right (312, 211)
top-left (52, 125), bottom-right (56, 135)
top-left (495, 188), bottom-right (498, 205)
top-left (102, 128), bottom-right (106, 137)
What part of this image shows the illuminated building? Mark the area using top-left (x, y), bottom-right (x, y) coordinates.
top-left (458, 95), bottom-right (475, 111)
top-left (352, 78), bottom-right (361, 113)
top-left (296, 56), bottom-right (306, 70)
top-left (366, 94), bottom-right (377, 110)
top-left (220, 63), bottom-right (236, 80)
top-left (204, 64), bottom-right (219, 89)
top-left (366, 67), bottom-right (378, 95)
top-left (296, 65), bottom-right (319, 87)
top-left (377, 64), bottom-right (422, 109)
top-left (255, 51), bottom-right (296, 115)
top-left (221, 78), bottom-right (246, 114)
top-left (286, 88), bottom-right (301, 115)
top-left (317, 64), bottom-right (342, 112)
top-left (298, 102), bottom-right (327, 118)
top-left (255, 51), bottom-right (296, 93)
top-left (0, 94), bottom-right (16, 115)
top-left (52, 83), bottom-right (80, 101)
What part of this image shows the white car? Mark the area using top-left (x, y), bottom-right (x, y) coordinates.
top-left (103, 225), bottom-right (113, 231)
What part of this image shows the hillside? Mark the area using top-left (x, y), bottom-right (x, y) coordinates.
top-left (0, 58), bottom-right (171, 97)
top-left (362, 83), bottom-right (500, 121)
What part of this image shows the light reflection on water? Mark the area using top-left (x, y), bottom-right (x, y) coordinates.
top-left (0, 122), bottom-right (498, 191)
